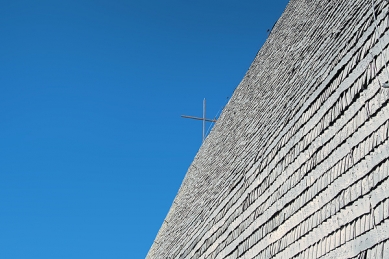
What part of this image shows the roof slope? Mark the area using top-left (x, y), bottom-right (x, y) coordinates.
top-left (147, 0), bottom-right (389, 258)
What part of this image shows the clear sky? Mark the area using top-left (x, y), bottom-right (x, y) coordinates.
top-left (0, 0), bottom-right (289, 258)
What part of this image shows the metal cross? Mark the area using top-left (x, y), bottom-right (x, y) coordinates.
top-left (181, 98), bottom-right (217, 142)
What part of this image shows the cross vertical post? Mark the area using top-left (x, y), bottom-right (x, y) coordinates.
top-left (181, 98), bottom-right (217, 143)
top-left (203, 98), bottom-right (206, 142)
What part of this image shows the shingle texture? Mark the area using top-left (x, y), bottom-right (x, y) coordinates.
top-left (147, 0), bottom-right (389, 258)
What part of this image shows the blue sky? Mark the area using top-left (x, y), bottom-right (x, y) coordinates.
top-left (0, 0), bottom-right (289, 258)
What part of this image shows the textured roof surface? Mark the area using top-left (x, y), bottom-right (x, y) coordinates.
top-left (147, 0), bottom-right (389, 258)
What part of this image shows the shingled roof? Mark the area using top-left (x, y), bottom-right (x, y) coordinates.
top-left (147, 0), bottom-right (389, 258)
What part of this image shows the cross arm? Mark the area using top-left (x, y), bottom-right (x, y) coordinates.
top-left (181, 115), bottom-right (217, 123)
